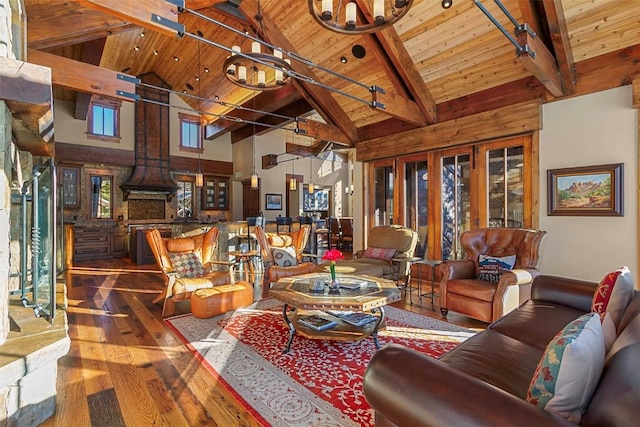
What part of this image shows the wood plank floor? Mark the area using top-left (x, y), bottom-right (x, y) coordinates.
top-left (41, 258), bottom-right (486, 427)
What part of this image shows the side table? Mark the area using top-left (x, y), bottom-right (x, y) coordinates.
top-left (229, 250), bottom-right (259, 282)
top-left (392, 256), bottom-right (422, 304)
top-left (418, 260), bottom-right (442, 309)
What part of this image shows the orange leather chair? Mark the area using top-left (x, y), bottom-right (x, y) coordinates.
top-left (254, 224), bottom-right (315, 294)
top-left (146, 227), bottom-right (250, 316)
top-left (438, 228), bottom-right (546, 323)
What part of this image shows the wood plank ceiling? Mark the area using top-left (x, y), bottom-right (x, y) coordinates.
top-left (23, 0), bottom-right (640, 156)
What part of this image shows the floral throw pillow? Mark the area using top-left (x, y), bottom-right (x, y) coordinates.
top-left (477, 254), bottom-right (516, 283)
top-left (272, 246), bottom-right (298, 267)
top-left (361, 247), bottom-right (396, 261)
top-left (591, 266), bottom-right (634, 328)
top-left (169, 252), bottom-right (206, 278)
top-left (526, 313), bottom-right (605, 423)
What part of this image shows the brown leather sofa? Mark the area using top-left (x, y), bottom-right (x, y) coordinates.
top-left (327, 225), bottom-right (418, 280)
top-left (439, 227), bottom-right (546, 323)
top-left (363, 275), bottom-right (640, 426)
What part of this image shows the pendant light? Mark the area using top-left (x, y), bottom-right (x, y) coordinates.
top-left (308, 156), bottom-right (315, 193)
top-left (250, 74), bottom-right (259, 189)
top-left (195, 37), bottom-right (204, 187)
top-left (289, 156), bottom-right (297, 191)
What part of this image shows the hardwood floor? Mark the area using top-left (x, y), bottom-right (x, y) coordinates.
top-left (41, 258), bottom-right (486, 427)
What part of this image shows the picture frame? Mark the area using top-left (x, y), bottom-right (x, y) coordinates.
top-left (547, 163), bottom-right (623, 216)
top-left (265, 193), bottom-right (282, 210)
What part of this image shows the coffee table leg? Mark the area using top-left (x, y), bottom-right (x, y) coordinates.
top-left (282, 304), bottom-right (296, 354)
top-left (371, 307), bottom-right (385, 350)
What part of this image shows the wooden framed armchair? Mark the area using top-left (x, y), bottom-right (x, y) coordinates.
top-left (253, 224), bottom-right (315, 294)
top-left (146, 227), bottom-right (235, 316)
top-left (438, 228), bottom-right (546, 323)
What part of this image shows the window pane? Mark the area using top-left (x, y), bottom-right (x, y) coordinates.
top-left (103, 107), bottom-right (115, 136)
top-left (93, 106), bottom-right (104, 135)
top-left (441, 154), bottom-right (470, 260)
top-left (373, 165), bottom-right (394, 226)
top-left (487, 146), bottom-right (524, 228)
top-left (404, 160), bottom-right (428, 258)
top-left (177, 180), bottom-right (194, 218)
top-left (182, 121), bottom-right (200, 148)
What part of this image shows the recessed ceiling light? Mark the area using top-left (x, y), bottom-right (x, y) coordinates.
top-left (204, 67), bottom-right (210, 73)
top-left (183, 90), bottom-right (187, 93)
top-left (134, 46), bottom-right (140, 51)
top-left (195, 76), bottom-right (200, 81)
top-left (340, 56), bottom-right (347, 63)
top-left (442, 0), bottom-right (453, 9)
top-left (174, 56), bottom-right (179, 62)
top-left (153, 49), bottom-right (158, 55)
top-left (139, 32), bottom-right (145, 37)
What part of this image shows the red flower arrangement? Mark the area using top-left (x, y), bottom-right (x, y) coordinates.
top-left (322, 248), bottom-right (344, 282)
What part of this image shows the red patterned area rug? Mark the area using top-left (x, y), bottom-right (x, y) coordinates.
top-left (165, 299), bottom-right (475, 426)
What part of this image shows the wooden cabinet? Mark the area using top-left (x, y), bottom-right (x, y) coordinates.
top-left (72, 225), bottom-right (128, 263)
top-left (202, 176), bottom-right (229, 210)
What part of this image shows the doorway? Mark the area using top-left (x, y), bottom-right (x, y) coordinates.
top-left (242, 179), bottom-right (261, 218)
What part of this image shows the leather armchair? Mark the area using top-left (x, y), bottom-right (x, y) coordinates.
top-left (438, 227), bottom-right (546, 323)
top-left (253, 224), bottom-right (315, 294)
top-left (146, 227), bottom-right (232, 316)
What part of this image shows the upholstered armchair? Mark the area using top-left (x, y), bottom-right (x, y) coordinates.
top-left (438, 228), bottom-right (546, 323)
top-left (253, 224), bottom-right (315, 294)
top-left (146, 227), bottom-right (234, 316)
top-left (332, 225), bottom-right (418, 280)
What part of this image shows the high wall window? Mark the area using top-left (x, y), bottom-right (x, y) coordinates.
top-left (87, 98), bottom-right (121, 142)
top-left (179, 113), bottom-right (202, 151)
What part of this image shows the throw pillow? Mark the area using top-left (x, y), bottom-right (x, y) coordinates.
top-left (526, 312), bottom-right (605, 423)
top-left (591, 266), bottom-right (634, 327)
top-left (477, 254), bottom-right (516, 283)
top-left (600, 312), bottom-right (616, 354)
top-left (272, 246), bottom-right (298, 267)
top-left (361, 247), bottom-right (396, 261)
top-left (169, 252), bottom-right (206, 278)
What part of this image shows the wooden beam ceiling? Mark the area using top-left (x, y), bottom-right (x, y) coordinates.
top-left (28, 49), bottom-right (137, 102)
top-left (541, 0), bottom-right (576, 95)
top-left (74, 38), bottom-right (107, 120)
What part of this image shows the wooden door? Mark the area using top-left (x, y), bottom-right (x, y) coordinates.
top-left (242, 180), bottom-right (261, 218)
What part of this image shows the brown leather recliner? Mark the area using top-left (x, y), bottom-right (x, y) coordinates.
top-left (438, 227), bottom-right (546, 323)
top-left (146, 227), bottom-right (237, 316)
top-left (253, 224), bottom-right (315, 294)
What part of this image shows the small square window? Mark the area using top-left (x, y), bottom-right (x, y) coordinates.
top-left (87, 97), bottom-right (121, 142)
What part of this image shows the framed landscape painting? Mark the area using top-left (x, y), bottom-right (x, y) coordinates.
top-left (265, 193), bottom-right (282, 210)
top-left (547, 163), bottom-right (623, 216)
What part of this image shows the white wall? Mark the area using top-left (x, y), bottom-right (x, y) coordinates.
top-left (539, 86), bottom-right (638, 282)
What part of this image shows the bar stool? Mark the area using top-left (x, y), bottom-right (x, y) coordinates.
top-left (339, 217), bottom-right (353, 251)
top-left (314, 219), bottom-right (329, 255)
top-left (276, 216), bottom-right (293, 234)
top-left (329, 217), bottom-right (342, 249)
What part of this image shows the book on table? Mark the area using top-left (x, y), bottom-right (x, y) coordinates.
top-left (338, 278), bottom-right (368, 290)
top-left (325, 310), bottom-right (378, 327)
top-left (298, 315), bottom-right (338, 331)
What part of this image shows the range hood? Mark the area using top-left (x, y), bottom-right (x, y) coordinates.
top-left (121, 72), bottom-right (178, 201)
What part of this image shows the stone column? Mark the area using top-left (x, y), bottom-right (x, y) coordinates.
top-left (0, 0), bottom-right (17, 346)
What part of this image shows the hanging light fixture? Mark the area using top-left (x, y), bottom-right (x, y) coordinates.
top-left (250, 107), bottom-right (259, 190)
top-left (223, 1), bottom-right (293, 91)
top-left (308, 156), bottom-right (315, 193)
top-left (289, 156), bottom-right (297, 191)
top-left (195, 36), bottom-right (204, 187)
top-left (308, 0), bottom-right (414, 35)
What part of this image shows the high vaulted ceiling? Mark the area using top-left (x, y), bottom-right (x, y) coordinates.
top-left (24, 0), bottom-right (640, 155)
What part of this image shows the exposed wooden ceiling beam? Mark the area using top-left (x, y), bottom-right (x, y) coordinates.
top-left (296, 119), bottom-right (351, 145)
top-left (74, 38), bottom-right (107, 120)
top-left (204, 84), bottom-right (301, 140)
top-left (632, 77), bottom-right (640, 108)
top-left (27, 1), bottom-right (136, 50)
top-left (0, 57), bottom-right (54, 156)
top-left (541, 0), bottom-right (576, 95)
top-left (230, 98), bottom-right (313, 143)
top-left (575, 44), bottom-right (640, 95)
top-left (355, 0), bottom-right (437, 124)
top-left (239, 1), bottom-right (358, 144)
top-left (516, 29), bottom-right (564, 97)
top-left (76, 0), bottom-right (181, 38)
top-left (357, 101), bottom-right (541, 162)
top-left (28, 49), bottom-right (137, 102)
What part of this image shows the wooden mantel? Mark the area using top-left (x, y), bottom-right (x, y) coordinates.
top-left (0, 56), bottom-right (54, 157)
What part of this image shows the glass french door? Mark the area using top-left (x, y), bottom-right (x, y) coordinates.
top-left (400, 156), bottom-right (428, 258)
top-left (440, 148), bottom-right (475, 261)
top-left (371, 160), bottom-right (394, 226)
